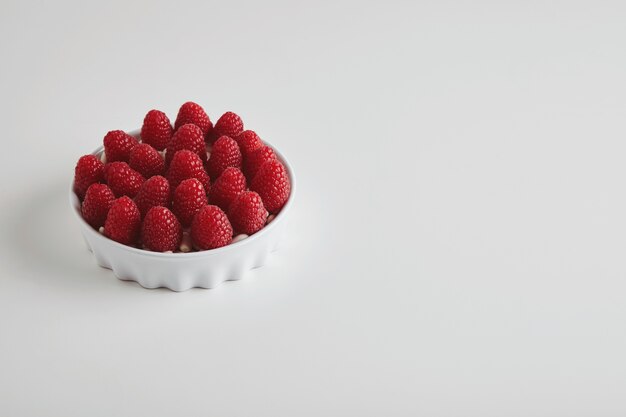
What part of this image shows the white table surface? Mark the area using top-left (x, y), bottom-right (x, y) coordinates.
top-left (1, 1), bottom-right (625, 415)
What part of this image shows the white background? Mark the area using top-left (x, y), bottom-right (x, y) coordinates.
top-left (1, 1), bottom-right (625, 415)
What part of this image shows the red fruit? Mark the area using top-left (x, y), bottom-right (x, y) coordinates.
top-left (134, 175), bottom-right (171, 217)
top-left (166, 150), bottom-right (211, 191)
top-left (166, 123), bottom-right (207, 164)
top-left (141, 206), bottom-right (182, 252)
top-left (244, 145), bottom-right (276, 181)
top-left (74, 154), bottom-right (104, 199)
top-left (129, 143), bottom-right (165, 178)
top-left (250, 160), bottom-right (291, 214)
top-left (209, 111), bottom-right (243, 143)
top-left (174, 102), bottom-right (213, 138)
top-left (103, 130), bottom-right (138, 162)
top-left (81, 183), bottom-right (115, 228)
top-left (104, 196), bottom-right (141, 245)
top-left (206, 136), bottom-right (242, 179)
top-left (234, 130), bottom-right (263, 160)
top-left (191, 205), bottom-right (233, 250)
top-left (228, 191), bottom-right (268, 235)
top-left (141, 109), bottom-right (173, 151)
top-left (209, 167), bottom-right (246, 211)
top-left (104, 162), bottom-right (145, 198)
top-left (172, 178), bottom-right (208, 227)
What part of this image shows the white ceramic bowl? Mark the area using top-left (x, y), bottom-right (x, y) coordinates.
top-left (70, 130), bottom-right (295, 291)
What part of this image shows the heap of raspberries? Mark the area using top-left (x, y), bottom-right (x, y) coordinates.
top-left (74, 102), bottom-right (291, 253)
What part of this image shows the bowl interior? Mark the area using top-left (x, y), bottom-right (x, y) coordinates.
top-left (70, 131), bottom-right (296, 258)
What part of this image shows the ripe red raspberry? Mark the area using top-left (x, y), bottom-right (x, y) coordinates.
top-left (103, 130), bottom-right (138, 162)
top-left (129, 143), bottom-right (165, 178)
top-left (174, 102), bottom-right (213, 138)
top-left (104, 196), bottom-right (141, 245)
top-left (206, 136), bottom-right (242, 179)
top-left (191, 205), bottom-right (233, 250)
top-left (74, 154), bottom-right (105, 199)
top-left (81, 183), bottom-right (115, 228)
top-left (209, 111), bottom-right (244, 143)
top-left (141, 206), bottom-right (182, 252)
top-left (209, 167), bottom-right (246, 211)
top-left (134, 175), bottom-right (171, 217)
top-left (172, 178), bottom-right (208, 227)
top-left (104, 162), bottom-right (145, 198)
top-left (234, 130), bottom-right (263, 160)
top-left (244, 145), bottom-right (276, 181)
top-left (141, 109), bottom-right (173, 151)
top-left (166, 150), bottom-right (210, 191)
top-left (228, 191), bottom-right (268, 235)
top-left (250, 160), bottom-right (291, 214)
top-left (166, 123), bottom-right (207, 164)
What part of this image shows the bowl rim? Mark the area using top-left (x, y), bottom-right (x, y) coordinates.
top-left (69, 131), bottom-right (296, 259)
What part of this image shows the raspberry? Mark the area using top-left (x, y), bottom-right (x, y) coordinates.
top-left (250, 159), bottom-right (290, 214)
top-left (234, 130), bottom-right (263, 160)
top-left (104, 162), bottom-right (145, 198)
top-left (134, 175), bottom-right (171, 217)
top-left (244, 145), bottom-right (276, 181)
top-left (129, 143), bottom-right (165, 178)
top-left (104, 196), bottom-right (141, 245)
top-left (166, 150), bottom-right (210, 191)
top-left (141, 109), bottom-right (173, 151)
top-left (103, 130), bottom-right (138, 162)
top-left (174, 102), bottom-right (212, 138)
top-left (191, 205), bottom-right (233, 250)
top-left (206, 136), bottom-right (242, 179)
top-left (74, 154), bottom-right (104, 199)
top-left (141, 206), bottom-right (182, 252)
top-left (209, 167), bottom-right (246, 211)
top-left (81, 183), bottom-right (115, 228)
top-left (166, 123), bottom-right (207, 164)
top-left (228, 191), bottom-right (268, 235)
top-left (172, 178), bottom-right (208, 227)
top-left (209, 111), bottom-right (244, 143)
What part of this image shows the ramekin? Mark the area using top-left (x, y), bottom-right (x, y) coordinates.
top-left (70, 130), bottom-right (295, 291)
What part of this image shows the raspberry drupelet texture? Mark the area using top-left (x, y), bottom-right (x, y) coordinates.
top-left (209, 167), bottom-right (246, 211)
top-left (206, 135), bottom-right (242, 179)
top-left (166, 149), bottom-right (210, 191)
top-left (74, 154), bottom-right (105, 199)
top-left (141, 109), bottom-right (173, 151)
top-left (234, 130), bottom-right (264, 160)
top-left (244, 145), bottom-right (276, 181)
top-left (78, 102), bottom-right (291, 253)
top-left (103, 130), bottom-right (138, 162)
top-left (191, 205), bottom-right (233, 250)
top-left (129, 143), bottom-right (165, 178)
top-left (209, 111), bottom-right (243, 143)
top-left (228, 190), bottom-right (268, 235)
top-left (174, 102), bottom-right (213, 139)
top-left (141, 206), bottom-right (182, 252)
top-left (104, 161), bottom-right (145, 198)
top-left (172, 178), bottom-right (208, 227)
top-left (104, 196), bottom-right (141, 245)
top-left (166, 123), bottom-right (207, 164)
top-left (134, 175), bottom-right (171, 217)
top-left (81, 183), bottom-right (115, 228)
top-left (250, 159), bottom-right (291, 214)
